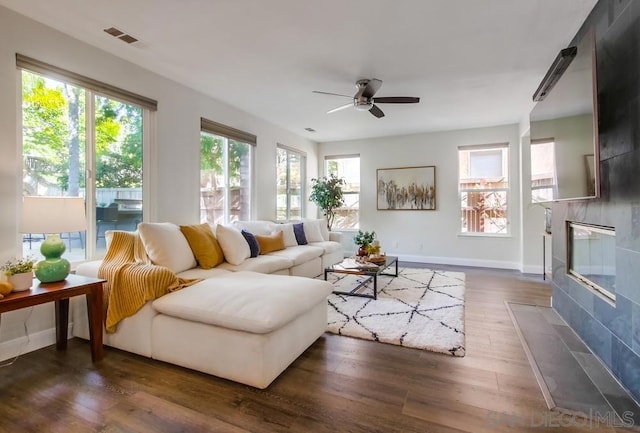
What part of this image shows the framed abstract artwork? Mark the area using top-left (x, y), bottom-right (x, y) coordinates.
top-left (377, 165), bottom-right (436, 210)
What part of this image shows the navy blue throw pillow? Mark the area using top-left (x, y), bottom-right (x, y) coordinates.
top-left (241, 229), bottom-right (260, 257)
top-left (293, 223), bottom-right (308, 245)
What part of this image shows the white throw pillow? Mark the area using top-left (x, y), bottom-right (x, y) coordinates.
top-left (303, 219), bottom-right (324, 243)
top-left (231, 220), bottom-right (276, 236)
top-left (273, 223), bottom-right (297, 247)
top-left (317, 218), bottom-right (330, 241)
top-left (216, 224), bottom-right (251, 265)
top-left (303, 218), bottom-right (330, 241)
top-left (138, 222), bottom-right (197, 273)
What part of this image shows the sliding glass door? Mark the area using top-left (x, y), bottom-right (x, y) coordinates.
top-left (21, 70), bottom-right (145, 261)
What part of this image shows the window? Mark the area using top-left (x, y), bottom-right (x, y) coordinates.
top-left (200, 118), bottom-right (255, 225)
top-left (458, 144), bottom-right (509, 234)
top-left (325, 155), bottom-right (360, 229)
top-left (19, 55), bottom-right (154, 261)
top-left (276, 145), bottom-right (306, 221)
top-left (530, 139), bottom-right (556, 202)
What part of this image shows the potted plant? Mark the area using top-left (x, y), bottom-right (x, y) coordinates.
top-left (353, 230), bottom-right (376, 256)
top-left (1, 256), bottom-right (36, 292)
top-left (309, 174), bottom-right (346, 230)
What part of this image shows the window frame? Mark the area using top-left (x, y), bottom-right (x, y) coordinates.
top-left (200, 118), bottom-right (256, 226)
top-left (458, 143), bottom-right (510, 237)
top-left (324, 154), bottom-right (360, 230)
top-left (18, 61), bottom-right (154, 262)
top-left (276, 144), bottom-right (306, 221)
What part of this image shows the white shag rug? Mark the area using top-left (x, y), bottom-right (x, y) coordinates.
top-left (325, 267), bottom-right (466, 356)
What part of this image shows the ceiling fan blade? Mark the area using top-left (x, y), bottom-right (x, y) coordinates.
top-left (374, 96), bottom-right (420, 104)
top-left (312, 90), bottom-right (353, 98)
top-left (327, 103), bottom-right (353, 114)
top-left (369, 104), bottom-right (385, 118)
top-left (361, 78), bottom-right (383, 99)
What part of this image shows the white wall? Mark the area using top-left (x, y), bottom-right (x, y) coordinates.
top-left (0, 6), bottom-right (317, 353)
top-left (319, 124), bottom-right (524, 269)
top-left (519, 129), bottom-right (548, 274)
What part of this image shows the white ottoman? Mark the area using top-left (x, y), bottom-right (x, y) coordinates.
top-left (150, 271), bottom-right (333, 388)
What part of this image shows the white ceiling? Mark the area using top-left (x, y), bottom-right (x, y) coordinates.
top-left (0, 0), bottom-right (597, 143)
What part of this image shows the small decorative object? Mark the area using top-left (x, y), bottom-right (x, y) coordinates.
top-left (0, 281), bottom-right (13, 298)
top-left (367, 254), bottom-right (387, 265)
top-left (377, 165), bottom-right (436, 210)
top-left (1, 256), bottom-right (36, 292)
top-left (361, 240), bottom-right (386, 264)
top-left (19, 196), bottom-right (87, 283)
top-left (366, 240), bottom-right (381, 256)
top-left (309, 174), bottom-right (345, 230)
top-left (353, 230), bottom-right (376, 256)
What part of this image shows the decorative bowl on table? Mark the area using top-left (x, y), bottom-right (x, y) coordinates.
top-left (367, 254), bottom-right (387, 265)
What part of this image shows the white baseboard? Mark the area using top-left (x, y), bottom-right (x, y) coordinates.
top-left (397, 254), bottom-right (520, 270)
top-left (0, 323), bottom-right (73, 362)
top-left (522, 264), bottom-right (544, 274)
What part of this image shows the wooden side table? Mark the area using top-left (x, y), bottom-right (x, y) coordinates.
top-left (0, 274), bottom-right (105, 362)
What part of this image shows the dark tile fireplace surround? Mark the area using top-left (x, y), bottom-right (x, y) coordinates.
top-left (551, 0), bottom-right (640, 402)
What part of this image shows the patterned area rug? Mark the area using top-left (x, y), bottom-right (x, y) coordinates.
top-left (324, 267), bottom-right (466, 356)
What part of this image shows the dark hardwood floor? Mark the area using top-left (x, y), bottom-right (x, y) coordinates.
top-left (0, 264), bottom-right (629, 432)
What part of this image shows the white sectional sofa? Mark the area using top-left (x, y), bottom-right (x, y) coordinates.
top-left (222, 219), bottom-right (344, 277)
top-left (72, 219), bottom-right (343, 389)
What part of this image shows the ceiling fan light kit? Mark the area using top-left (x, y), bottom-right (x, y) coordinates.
top-left (354, 101), bottom-right (373, 111)
top-left (313, 78), bottom-right (420, 118)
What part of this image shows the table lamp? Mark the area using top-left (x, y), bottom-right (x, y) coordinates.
top-left (20, 196), bottom-right (87, 283)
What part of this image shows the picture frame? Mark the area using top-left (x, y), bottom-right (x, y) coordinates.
top-left (377, 165), bottom-right (436, 210)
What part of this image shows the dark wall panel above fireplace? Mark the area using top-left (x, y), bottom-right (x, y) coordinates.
top-left (551, 0), bottom-right (640, 402)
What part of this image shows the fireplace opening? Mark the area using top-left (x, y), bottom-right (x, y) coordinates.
top-left (567, 222), bottom-right (616, 304)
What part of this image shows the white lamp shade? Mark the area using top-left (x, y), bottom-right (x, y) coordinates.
top-left (20, 196), bottom-right (87, 233)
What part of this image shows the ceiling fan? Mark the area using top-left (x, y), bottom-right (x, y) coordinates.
top-left (313, 78), bottom-right (420, 118)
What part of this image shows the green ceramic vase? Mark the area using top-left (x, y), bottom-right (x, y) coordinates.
top-left (35, 234), bottom-right (70, 283)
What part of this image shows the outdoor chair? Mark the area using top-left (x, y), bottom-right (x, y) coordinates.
top-left (96, 203), bottom-right (119, 244)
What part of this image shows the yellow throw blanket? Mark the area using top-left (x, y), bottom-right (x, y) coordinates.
top-left (98, 231), bottom-right (202, 333)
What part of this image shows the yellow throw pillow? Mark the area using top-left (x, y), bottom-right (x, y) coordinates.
top-left (255, 231), bottom-right (286, 254)
top-left (179, 223), bottom-right (224, 269)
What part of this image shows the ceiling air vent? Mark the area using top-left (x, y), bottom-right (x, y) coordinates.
top-left (304, 127), bottom-right (316, 133)
top-left (103, 27), bottom-right (139, 44)
top-left (118, 34), bottom-right (138, 44)
top-left (103, 27), bottom-right (124, 37)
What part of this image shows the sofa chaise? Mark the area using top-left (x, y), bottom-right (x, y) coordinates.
top-left (71, 219), bottom-right (343, 388)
